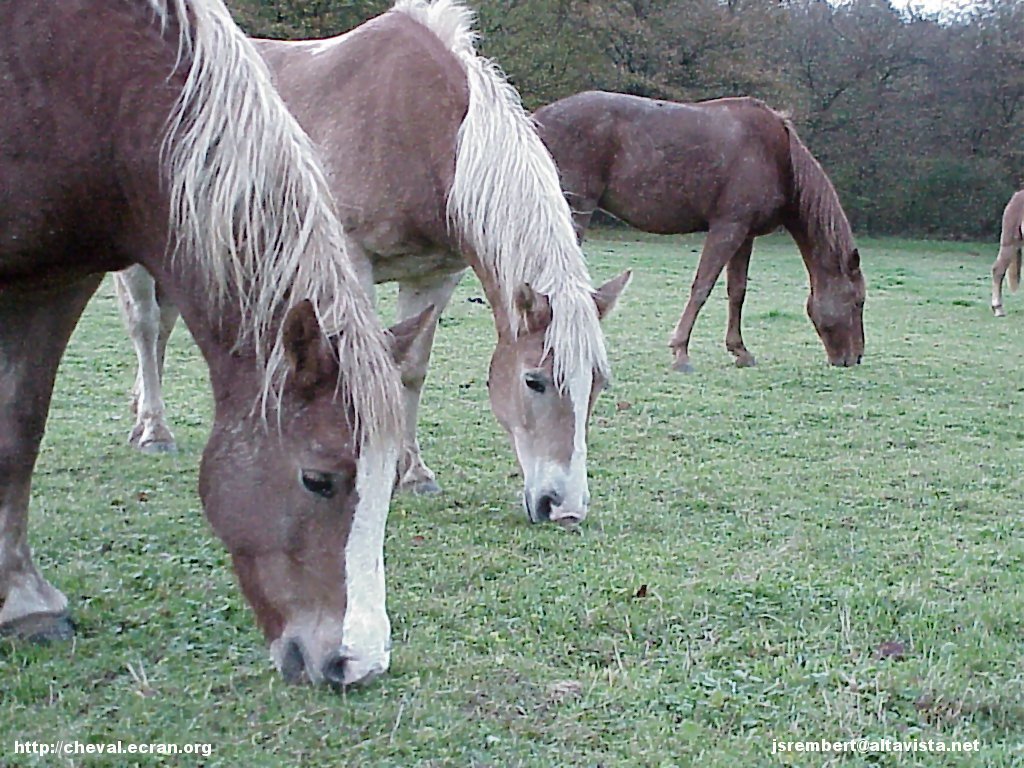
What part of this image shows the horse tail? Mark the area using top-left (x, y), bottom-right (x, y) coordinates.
top-left (393, 0), bottom-right (609, 388)
top-left (783, 117), bottom-right (857, 274)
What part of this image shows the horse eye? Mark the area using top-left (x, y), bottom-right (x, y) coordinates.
top-left (524, 373), bottom-right (547, 394)
top-left (301, 469), bottom-right (336, 499)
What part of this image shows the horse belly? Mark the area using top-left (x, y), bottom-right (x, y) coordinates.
top-left (367, 248), bottom-right (465, 285)
top-left (600, 187), bottom-right (708, 235)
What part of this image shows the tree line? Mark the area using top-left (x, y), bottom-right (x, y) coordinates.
top-left (228, 0), bottom-right (1024, 240)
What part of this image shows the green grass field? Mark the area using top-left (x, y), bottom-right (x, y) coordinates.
top-left (1, 233), bottom-right (1022, 766)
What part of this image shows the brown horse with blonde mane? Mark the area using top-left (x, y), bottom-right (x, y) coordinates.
top-left (1, 0), bottom-right (432, 688)
top-left (534, 91), bottom-right (866, 371)
top-left (991, 189), bottom-right (1024, 317)
top-left (115, 1), bottom-right (629, 526)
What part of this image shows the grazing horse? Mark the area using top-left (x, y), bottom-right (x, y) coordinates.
top-left (115, 0), bottom-right (630, 524)
top-left (0, 0), bottom-right (431, 688)
top-left (533, 91), bottom-right (865, 371)
top-left (990, 190), bottom-right (1024, 317)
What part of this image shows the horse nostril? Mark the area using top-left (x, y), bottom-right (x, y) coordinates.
top-left (280, 639), bottom-right (306, 685)
top-left (534, 492), bottom-right (563, 523)
top-left (322, 653), bottom-right (349, 689)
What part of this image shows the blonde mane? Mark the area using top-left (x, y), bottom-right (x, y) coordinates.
top-left (147, 0), bottom-right (402, 443)
top-left (392, 0), bottom-right (610, 389)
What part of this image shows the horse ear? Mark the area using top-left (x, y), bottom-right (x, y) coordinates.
top-left (848, 248), bottom-right (861, 274)
top-left (593, 270), bottom-right (632, 319)
top-left (513, 282), bottom-right (552, 334)
top-left (283, 299), bottom-right (327, 393)
top-left (514, 282), bottom-right (538, 315)
top-left (387, 305), bottom-right (436, 367)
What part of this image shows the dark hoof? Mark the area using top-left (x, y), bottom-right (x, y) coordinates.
top-left (398, 478), bottom-right (442, 496)
top-left (0, 611), bottom-right (76, 644)
top-left (734, 355), bottom-right (757, 368)
top-left (409, 479), bottom-right (442, 496)
top-left (139, 440), bottom-right (177, 455)
top-left (671, 360), bottom-right (695, 374)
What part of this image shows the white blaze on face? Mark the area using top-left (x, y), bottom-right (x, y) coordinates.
top-left (557, 368), bottom-right (592, 520)
top-left (516, 367), bottom-right (592, 522)
top-left (341, 441), bottom-right (398, 686)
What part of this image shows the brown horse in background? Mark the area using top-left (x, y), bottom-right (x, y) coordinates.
top-left (991, 189), bottom-right (1024, 317)
top-left (534, 91), bottom-right (866, 371)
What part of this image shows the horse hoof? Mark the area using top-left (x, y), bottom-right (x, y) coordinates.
top-left (671, 360), bottom-right (694, 374)
top-left (993, 307), bottom-right (1006, 318)
top-left (734, 355), bottom-right (757, 368)
top-left (0, 611), bottom-right (76, 644)
top-left (406, 479), bottom-right (442, 496)
top-left (139, 439), bottom-right (177, 454)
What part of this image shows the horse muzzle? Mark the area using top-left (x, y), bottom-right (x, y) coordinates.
top-left (273, 635), bottom-right (389, 689)
top-left (524, 490), bottom-right (588, 526)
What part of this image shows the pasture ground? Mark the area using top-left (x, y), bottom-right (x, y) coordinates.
top-left (1, 232), bottom-right (1022, 766)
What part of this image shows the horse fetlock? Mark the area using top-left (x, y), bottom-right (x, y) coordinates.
top-left (396, 452), bottom-right (441, 495)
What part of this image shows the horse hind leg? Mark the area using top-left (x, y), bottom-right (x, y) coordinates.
top-left (0, 276), bottom-right (101, 641)
top-left (669, 222), bottom-right (750, 372)
top-left (725, 238), bottom-right (757, 367)
top-left (395, 269), bottom-right (465, 495)
top-left (114, 266), bottom-right (177, 452)
top-left (990, 244), bottom-right (1019, 317)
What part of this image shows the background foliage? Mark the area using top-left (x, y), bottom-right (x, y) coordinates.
top-left (228, 0), bottom-right (1024, 240)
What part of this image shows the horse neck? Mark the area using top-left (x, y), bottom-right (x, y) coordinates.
top-left (141, 251), bottom-right (262, 409)
top-left (786, 221), bottom-right (845, 289)
top-left (461, 247), bottom-right (518, 342)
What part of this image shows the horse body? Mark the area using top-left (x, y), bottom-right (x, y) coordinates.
top-left (2, 0), bottom-right (416, 687)
top-left (534, 90), bottom-right (864, 371)
top-left (990, 189), bottom-right (1024, 317)
top-left (117, 0), bottom-right (629, 524)
top-left (258, 15), bottom-right (467, 277)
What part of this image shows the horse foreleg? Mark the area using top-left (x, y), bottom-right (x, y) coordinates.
top-left (395, 269), bottom-right (465, 495)
top-left (154, 279), bottom-right (180, 385)
top-left (725, 239), bottom-right (756, 367)
top-left (0, 276), bottom-right (101, 641)
top-left (669, 223), bottom-right (748, 372)
top-left (991, 244), bottom-right (1018, 317)
top-left (114, 266), bottom-right (177, 452)
top-left (565, 193), bottom-right (598, 244)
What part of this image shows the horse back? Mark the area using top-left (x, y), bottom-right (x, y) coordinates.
top-left (537, 91), bottom-right (791, 236)
top-left (257, 13), bottom-right (470, 261)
